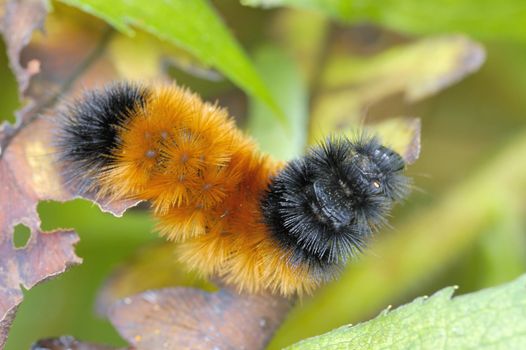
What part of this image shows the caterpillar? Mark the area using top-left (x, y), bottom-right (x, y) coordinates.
top-left (55, 82), bottom-right (410, 296)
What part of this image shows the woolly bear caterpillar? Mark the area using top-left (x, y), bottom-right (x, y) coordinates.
top-left (55, 82), bottom-right (410, 296)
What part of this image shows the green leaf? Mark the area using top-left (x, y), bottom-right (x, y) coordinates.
top-left (474, 200), bottom-right (526, 288)
top-left (286, 274), bottom-right (526, 349)
top-left (247, 45), bottom-right (308, 160)
top-left (242, 0), bottom-right (526, 41)
top-left (58, 0), bottom-right (284, 122)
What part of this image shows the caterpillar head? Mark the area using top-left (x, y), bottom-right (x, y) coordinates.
top-left (262, 135), bottom-right (410, 282)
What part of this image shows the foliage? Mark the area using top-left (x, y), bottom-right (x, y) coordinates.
top-left (287, 274), bottom-right (526, 349)
top-left (59, 0), bottom-right (284, 121)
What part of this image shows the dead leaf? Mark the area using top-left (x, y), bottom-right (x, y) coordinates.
top-left (31, 335), bottom-right (127, 350)
top-left (0, 117), bottom-right (82, 347)
top-left (0, 5), bottom-right (128, 347)
top-left (0, 0), bottom-right (47, 97)
top-left (108, 287), bottom-right (292, 350)
top-left (0, 0), bottom-right (48, 163)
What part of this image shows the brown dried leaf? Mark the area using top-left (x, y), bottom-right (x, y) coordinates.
top-left (108, 287), bottom-right (292, 350)
top-left (0, 4), bottom-right (115, 154)
top-left (0, 0), bottom-right (48, 157)
top-left (0, 117), bottom-right (82, 347)
top-left (0, 0), bottom-right (47, 97)
top-left (31, 335), bottom-right (127, 350)
top-left (0, 5), bottom-right (132, 347)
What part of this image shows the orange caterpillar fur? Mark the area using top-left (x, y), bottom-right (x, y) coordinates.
top-left (57, 83), bottom-right (315, 295)
top-left (56, 82), bottom-right (409, 296)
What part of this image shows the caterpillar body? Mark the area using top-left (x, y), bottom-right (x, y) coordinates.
top-left (56, 82), bottom-right (410, 296)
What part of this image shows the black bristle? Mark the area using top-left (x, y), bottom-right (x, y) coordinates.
top-left (55, 82), bottom-right (150, 194)
top-left (261, 135), bottom-right (410, 282)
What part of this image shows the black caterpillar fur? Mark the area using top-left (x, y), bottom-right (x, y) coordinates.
top-left (262, 136), bottom-right (410, 281)
top-left (55, 83), bottom-right (149, 194)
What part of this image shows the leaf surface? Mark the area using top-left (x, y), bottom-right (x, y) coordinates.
top-left (286, 274), bottom-right (526, 349)
top-left (108, 287), bottom-right (292, 350)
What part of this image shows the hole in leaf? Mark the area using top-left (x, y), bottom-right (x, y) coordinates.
top-left (13, 224), bottom-right (31, 248)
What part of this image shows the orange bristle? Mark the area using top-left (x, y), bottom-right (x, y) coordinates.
top-left (88, 83), bottom-right (311, 295)
top-left (155, 206), bottom-right (208, 241)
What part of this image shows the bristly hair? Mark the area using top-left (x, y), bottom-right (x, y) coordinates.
top-left (54, 82), bottom-right (150, 194)
top-left (54, 81), bottom-right (412, 296)
top-left (261, 134), bottom-right (410, 283)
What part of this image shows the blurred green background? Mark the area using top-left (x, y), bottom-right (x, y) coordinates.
top-left (2, 0), bottom-right (526, 349)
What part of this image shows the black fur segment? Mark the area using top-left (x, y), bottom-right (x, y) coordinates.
top-left (55, 82), bottom-right (150, 194)
top-left (261, 135), bottom-right (410, 282)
